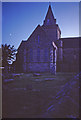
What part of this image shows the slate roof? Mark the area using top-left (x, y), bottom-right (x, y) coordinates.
top-left (18, 5), bottom-right (80, 51)
top-left (60, 37), bottom-right (80, 48)
top-left (43, 5), bottom-right (56, 26)
top-left (45, 5), bottom-right (55, 21)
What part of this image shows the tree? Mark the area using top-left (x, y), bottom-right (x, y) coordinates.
top-left (2, 44), bottom-right (17, 67)
top-left (0, 48), bottom-right (2, 67)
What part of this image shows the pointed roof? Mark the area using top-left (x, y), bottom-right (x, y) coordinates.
top-left (43, 4), bottom-right (56, 26)
top-left (45, 5), bottom-right (55, 20)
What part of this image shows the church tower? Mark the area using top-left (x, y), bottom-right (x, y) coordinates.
top-left (43, 4), bottom-right (56, 26)
top-left (42, 4), bottom-right (62, 72)
top-left (42, 4), bottom-right (61, 42)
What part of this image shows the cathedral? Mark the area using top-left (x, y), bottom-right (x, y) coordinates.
top-left (14, 4), bottom-right (80, 73)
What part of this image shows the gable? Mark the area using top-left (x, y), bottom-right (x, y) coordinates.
top-left (25, 25), bottom-right (53, 49)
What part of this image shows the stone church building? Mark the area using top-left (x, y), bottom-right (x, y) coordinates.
top-left (15, 4), bottom-right (80, 73)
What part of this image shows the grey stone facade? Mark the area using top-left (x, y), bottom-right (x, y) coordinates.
top-left (15, 5), bottom-right (80, 73)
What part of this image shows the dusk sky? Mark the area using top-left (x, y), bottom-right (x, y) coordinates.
top-left (2, 2), bottom-right (79, 48)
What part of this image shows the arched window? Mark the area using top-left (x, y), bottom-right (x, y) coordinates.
top-left (47, 19), bottom-right (50, 25)
top-left (38, 35), bottom-right (40, 44)
top-left (35, 35), bottom-right (40, 45)
top-left (24, 49), bottom-right (26, 62)
top-left (30, 48), bottom-right (33, 62)
top-left (37, 47), bottom-right (40, 62)
top-left (26, 49), bottom-right (28, 62)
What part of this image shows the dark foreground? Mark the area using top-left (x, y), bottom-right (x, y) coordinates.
top-left (2, 72), bottom-right (79, 118)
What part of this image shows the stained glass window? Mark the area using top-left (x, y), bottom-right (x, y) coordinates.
top-left (37, 48), bottom-right (40, 62)
top-left (38, 35), bottom-right (40, 44)
top-left (47, 19), bottom-right (50, 24)
top-left (30, 48), bottom-right (33, 62)
top-left (24, 49), bottom-right (26, 62)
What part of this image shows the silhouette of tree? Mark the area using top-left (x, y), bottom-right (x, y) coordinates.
top-left (0, 48), bottom-right (2, 67)
top-left (2, 44), bottom-right (17, 67)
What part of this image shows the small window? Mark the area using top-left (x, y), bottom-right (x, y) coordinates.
top-left (47, 19), bottom-right (50, 24)
top-left (35, 35), bottom-right (40, 44)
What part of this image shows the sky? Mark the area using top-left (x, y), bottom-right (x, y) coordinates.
top-left (2, 2), bottom-right (79, 49)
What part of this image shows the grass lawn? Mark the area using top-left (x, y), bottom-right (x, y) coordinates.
top-left (2, 72), bottom-right (79, 118)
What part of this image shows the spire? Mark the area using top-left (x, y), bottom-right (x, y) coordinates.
top-left (43, 4), bottom-right (56, 26)
top-left (49, 2), bottom-right (51, 6)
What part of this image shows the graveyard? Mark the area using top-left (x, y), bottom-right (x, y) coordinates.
top-left (2, 72), bottom-right (79, 118)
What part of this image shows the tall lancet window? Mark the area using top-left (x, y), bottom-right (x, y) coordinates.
top-left (24, 49), bottom-right (26, 62)
top-left (38, 35), bottom-right (40, 44)
top-left (30, 48), bottom-right (33, 62)
top-left (37, 47), bottom-right (40, 62)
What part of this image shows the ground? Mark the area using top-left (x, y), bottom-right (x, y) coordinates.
top-left (2, 72), bottom-right (79, 118)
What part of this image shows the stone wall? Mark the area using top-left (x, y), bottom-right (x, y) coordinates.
top-left (22, 47), bottom-right (56, 73)
top-left (15, 22), bottom-right (61, 73)
top-left (62, 48), bottom-right (79, 72)
top-left (26, 62), bottom-right (50, 72)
